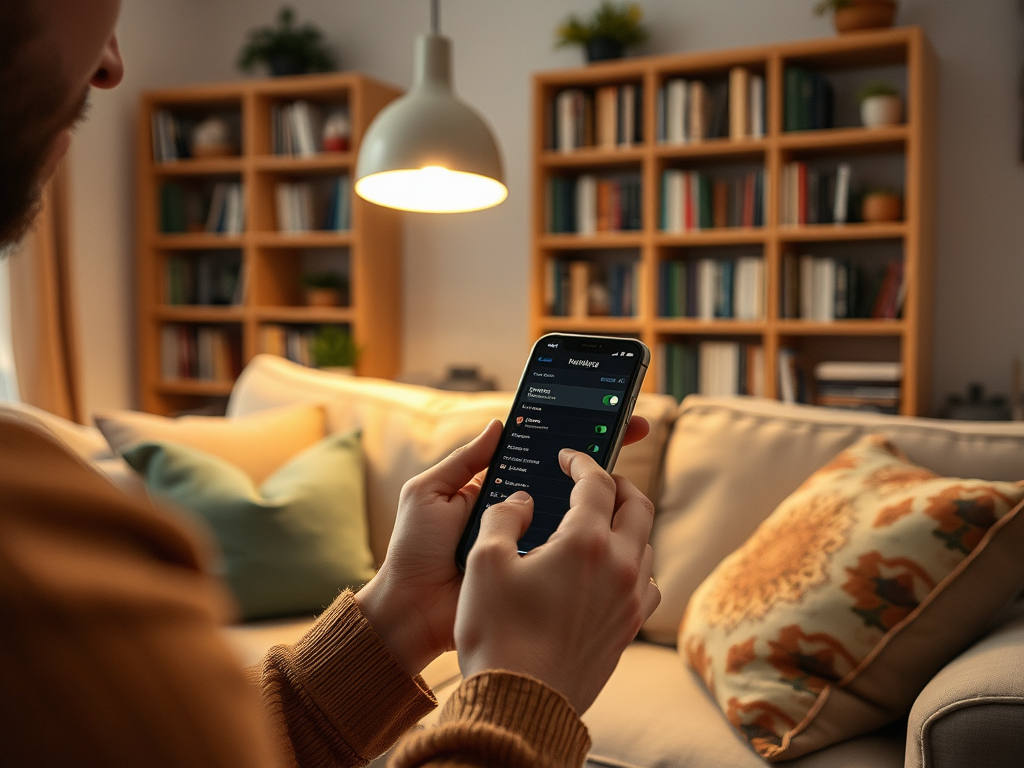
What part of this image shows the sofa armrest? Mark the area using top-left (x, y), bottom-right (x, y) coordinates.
top-left (906, 600), bottom-right (1024, 768)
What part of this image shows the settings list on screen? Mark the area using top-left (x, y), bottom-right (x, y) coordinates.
top-left (469, 344), bottom-right (639, 553)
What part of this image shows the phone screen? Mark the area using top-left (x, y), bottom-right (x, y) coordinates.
top-left (457, 334), bottom-right (649, 567)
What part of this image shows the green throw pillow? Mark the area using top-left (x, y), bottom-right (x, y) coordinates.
top-left (122, 429), bottom-right (376, 620)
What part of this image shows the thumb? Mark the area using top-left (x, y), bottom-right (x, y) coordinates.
top-left (471, 491), bottom-right (534, 562)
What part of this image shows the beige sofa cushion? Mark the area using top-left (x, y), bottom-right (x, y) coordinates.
top-left (644, 397), bottom-right (1024, 645)
top-left (228, 355), bottom-right (677, 564)
top-left (906, 599), bottom-right (1024, 768)
top-left (95, 403), bottom-right (327, 485)
top-left (680, 433), bottom-right (1024, 761)
top-left (580, 641), bottom-right (904, 768)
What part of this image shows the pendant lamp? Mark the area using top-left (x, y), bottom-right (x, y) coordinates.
top-left (354, 0), bottom-right (507, 213)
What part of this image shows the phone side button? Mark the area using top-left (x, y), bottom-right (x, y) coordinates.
top-left (626, 397), bottom-right (636, 421)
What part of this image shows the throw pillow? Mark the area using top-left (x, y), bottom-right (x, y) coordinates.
top-left (122, 429), bottom-right (375, 621)
top-left (95, 403), bottom-right (326, 484)
top-left (679, 434), bottom-right (1024, 762)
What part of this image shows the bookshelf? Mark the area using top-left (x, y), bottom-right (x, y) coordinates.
top-left (531, 26), bottom-right (937, 415)
top-left (136, 73), bottom-right (403, 415)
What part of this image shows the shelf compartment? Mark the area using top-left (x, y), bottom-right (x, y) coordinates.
top-left (539, 233), bottom-right (644, 250)
top-left (252, 231), bottom-right (353, 248)
top-left (774, 320), bottom-right (904, 336)
top-left (155, 306), bottom-right (245, 322)
top-left (156, 379), bottom-right (235, 396)
top-left (655, 138), bottom-right (767, 161)
top-left (656, 319), bottom-right (766, 335)
top-left (778, 222), bottom-right (906, 242)
top-left (255, 307), bottom-right (354, 323)
top-left (152, 157), bottom-right (244, 176)
top-left (152, 234), bottom-right (245, 250)
top-left (777, 125), bottom-right (907, 155)
top-left (655, 229), bottom-right (766, 247)
top-left (536, 317), bottom-right (642, 333)
top-left (252, 153), bottom-right (353, 172)
top-left (540, 147), bottom-right (646, 168)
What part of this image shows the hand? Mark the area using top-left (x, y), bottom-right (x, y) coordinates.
top-left (355, 416), bottom-right (651, 678)
top-left (454, 449), bottom-right (661, 715)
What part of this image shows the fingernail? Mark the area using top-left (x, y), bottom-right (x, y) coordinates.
top-left (506, 490), bottom-right (531, 503)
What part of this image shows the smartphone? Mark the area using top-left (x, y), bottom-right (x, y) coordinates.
top-left (456, 333), bottom-right (650, 569)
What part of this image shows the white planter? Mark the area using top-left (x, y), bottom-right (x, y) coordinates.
top-left (860, 95), bottom-right (903, 129)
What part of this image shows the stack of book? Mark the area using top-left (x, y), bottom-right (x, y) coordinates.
top-left (779, 161), bottom-right (852, 226)
top-left (545, 259), bottom-right (638, 317)
top-left (150, 109), bottom-right (192, 162)
top-left (783, 66), bottom-right (834, 132)
top-left (271, 101), bottom-right (349, 156)
top-left (165, 254), bottom-right (244, 306)
top-left (661, 169), bottom-right (765, 231)
top-left (659, 340), bottom-right (765, 401)
top-left (656, 66), bottom-right (766, 144)
top-left (160, 182), bottom-right (245, 234)
top-left (814, 361), bottom-right (902, 414)
top-left (160, 324), bottom-right (242, 381)
top-left (547, 174), bottom-right (642, 233)
top-left (259, 324), bottom-right (317, 367)
top-left (549, 85), bottom-right (643, 152)
top-left (274, 176), bottom-right (350, 233)
top-left (780, 254), bottom-right (905, 320)
top-left (658, 256), bottom-right (764, 320)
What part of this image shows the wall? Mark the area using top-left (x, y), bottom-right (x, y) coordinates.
top-left (70, 0), bottom-right (1024, 414)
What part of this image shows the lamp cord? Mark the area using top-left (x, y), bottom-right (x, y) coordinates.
top-left (431, 0), bottom-right (439, 34)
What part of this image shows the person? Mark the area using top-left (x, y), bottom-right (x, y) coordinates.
top-left (0, 2), bottom-right (662, 766)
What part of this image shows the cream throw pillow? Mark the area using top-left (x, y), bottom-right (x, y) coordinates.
top-left (680, 434), bottom-right (1024, 761)
top-left (95, 403), bottom-right (326, 484)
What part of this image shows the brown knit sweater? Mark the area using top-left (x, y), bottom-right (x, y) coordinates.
top-left (0, 409), bottom-right (591, 767)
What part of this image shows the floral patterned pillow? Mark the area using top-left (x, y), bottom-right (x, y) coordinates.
top-left (679, 434), bottom-right (1024, 761)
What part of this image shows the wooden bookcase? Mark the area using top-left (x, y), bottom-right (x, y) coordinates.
top-left (531, 26), bottom-right (937, 415)
top-left (136, 72), bottom-right (403, 415)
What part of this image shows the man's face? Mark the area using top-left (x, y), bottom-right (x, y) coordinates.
top-left (0, 0), bottom-right (124, 248)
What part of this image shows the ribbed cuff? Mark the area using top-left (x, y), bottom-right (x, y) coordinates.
top-left (439, 671), bottom-right (592, 766)
top-left (290, 591), bottom-right (437, 757)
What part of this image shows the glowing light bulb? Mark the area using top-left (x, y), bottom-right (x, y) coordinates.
top-left (354, 166), bottom-right (508, 213)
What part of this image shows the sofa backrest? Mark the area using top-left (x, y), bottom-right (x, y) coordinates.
top-left (643, 395), bottom-right (1024, 645)
top-left (228, 355), bottom-right (678, 564)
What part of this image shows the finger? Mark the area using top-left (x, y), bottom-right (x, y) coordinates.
top-left (609, 474), bottom-right (656, 550)
top-left (470, 491), bottom-right (535, 562)
top-left (621, 416), bottom-right (650, 447)
top-left (412, 420), bottom-right (503, 498)
top-left (638, 544), bottom-right (661, 622)
top-left (558, 448), bottom-right (618, 529)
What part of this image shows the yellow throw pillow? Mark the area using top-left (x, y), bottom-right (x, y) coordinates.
top-left (679, 434), bottom-right (1024, 761)
top-left (95, 403), bottom-right (326, 485)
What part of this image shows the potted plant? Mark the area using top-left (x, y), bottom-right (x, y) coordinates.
top-left (238, 7), bottom-right (337, 77)
top-left (814, 0), bottom-right (897, 35)
top-left (311, 325), bottom-right (358, 373)
top-left (301, 272), bottom-right (348, 307)
top-left (556, 1), bottom-right (648, 63)
top-left (859, 81), bottom-right (903, 128)
top-left (861, 188), bottom-right (902, 222)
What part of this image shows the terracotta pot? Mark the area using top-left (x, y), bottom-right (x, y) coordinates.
top-left (861, 192), bottom-right (902, 222)
top-left (304, 287), bottom-right (342, 307)
top-left (834, 0), bottom-right (897, 34)
top-left (860, 94), bottom-right (903, 128)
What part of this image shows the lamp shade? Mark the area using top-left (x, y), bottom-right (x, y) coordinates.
top-left (354, 34), bottom-right (507, 213)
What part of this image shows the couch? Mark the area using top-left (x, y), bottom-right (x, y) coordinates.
top-left (16, 354), bottom-right (1024, 768)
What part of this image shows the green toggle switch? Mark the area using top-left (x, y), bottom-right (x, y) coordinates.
top-left (588, 444), bottom-right (600, 453)
top-left (603, 394), bottom-right (620, 406)
top-left (594, 424), bottom-right (608, 434)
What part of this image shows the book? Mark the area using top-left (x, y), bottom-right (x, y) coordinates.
top-left (749, 74), bottom-right (765, 138)
top-left (160, 324), bottom-right (241, 381)
top-left (596, 86), bottom-right (618, 148)
top-left (549, 173), bottom-right (641, 234)
top-left (688, 81), bottom-right (708, 142)
top-left (665, 78), bottom-right (688, 144)
top-left (729, 67), bottom-right (750, 140)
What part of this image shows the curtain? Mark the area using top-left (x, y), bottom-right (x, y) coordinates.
top-left (8, 160), bottom-right (83, 423)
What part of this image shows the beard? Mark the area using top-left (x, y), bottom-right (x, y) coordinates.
top-left (0, 162), bottom-right (46, 257)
